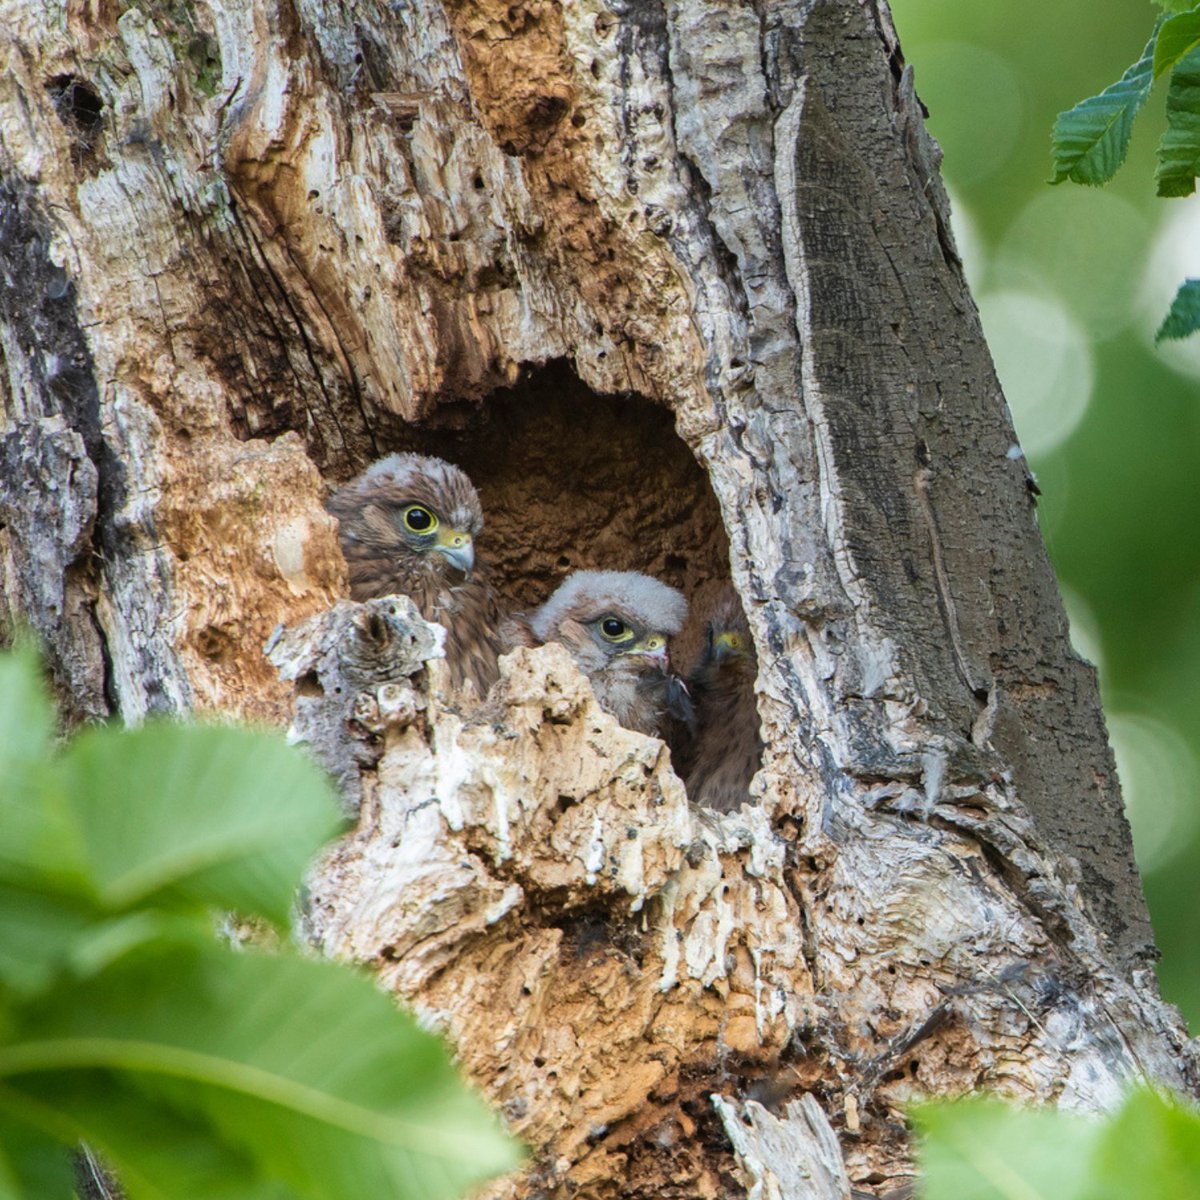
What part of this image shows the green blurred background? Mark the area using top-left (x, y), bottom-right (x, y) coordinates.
top-left (889, 0), bottom-right (1200, 1027)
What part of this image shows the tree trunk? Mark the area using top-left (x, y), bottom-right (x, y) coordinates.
top-left (1, 0), bottom-right (1194, 1196)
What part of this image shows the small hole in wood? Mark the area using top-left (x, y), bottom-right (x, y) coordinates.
top-left (296, 671), bottom-right (323, 699)
top-left (46, 74), bottom-right (104, 163)
top-left (46, 75), bottom-right (103, 136)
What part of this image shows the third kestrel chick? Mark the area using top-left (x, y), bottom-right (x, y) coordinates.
top-left (683, 588), bottom-right (762, 812)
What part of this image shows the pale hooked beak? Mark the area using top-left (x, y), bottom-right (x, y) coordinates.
top-left (434, 531), bottom-right (475, 573)
top-left (631, 635), bottom-right (668, 668)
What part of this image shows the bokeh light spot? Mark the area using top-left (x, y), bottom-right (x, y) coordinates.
top-left (976, 290), bottom-right (1093, 457)
top-left (1060, 584), bottom-right (1104, 670)
top-left (911, 43), bottom-right (1026, 188)
top-left (1138, 202), bottom-right (1200, 380)
top-left (995, 189), bottom-right (1147, 341)
top-left (1108, 712), bottom-right (1200, 874)
top-left (944, 184), bottom-right (987, 294)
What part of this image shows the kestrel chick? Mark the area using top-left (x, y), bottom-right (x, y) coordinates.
top-left (528, 570), bottom-right (688, 737)
top-left (327, 453), bottom-right (504, 698)
top-left (683, 588), bottom-right (762, 812)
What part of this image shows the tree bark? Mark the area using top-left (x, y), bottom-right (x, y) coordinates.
top-left (1, 0), bottom-right (1194, 1196)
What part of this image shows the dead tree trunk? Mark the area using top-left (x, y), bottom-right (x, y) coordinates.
top-left (2, 0), bottom-right (1194, 1196)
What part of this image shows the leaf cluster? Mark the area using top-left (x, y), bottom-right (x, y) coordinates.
top-left (1051, 5), bottom-right (1200, 341)
top-left (914, 1087), bottom-right (1200, 1200)
top-left (0, 647), bottom-right (519, 1200)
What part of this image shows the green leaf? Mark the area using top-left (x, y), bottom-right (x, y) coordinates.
top-left (0, 882), bottom-right (207, 1000)
top-left (1091, 1089), bottom-right (1200, 1200)
top-left (1051, 28), bottom-right (1159, 185)
top-left (0, 886), bottom-right (104, 998)
top-left (1154, 8), bottom-right (1200, 76)
top-left (0, 649), bottom-right (74, 893)
top-left (0, 645), bottom-right (53, 785)
top-left (1159, 0), bottom-right (1200, 19)
top-left (58, 724), bottom-right (343, 923)
top-left (0, 1077), bottom-right (292, 1200)
top-left (1155, 277), bottom-right (1200, 340)
top-left (1, 939), bottom-right (521, 1200)
top-left (0, 648), bottom-right (516, 1200)
top-left (912, 1097), bottom-right (1102, 1200)
top-left (1157, 45), bottom-right (1200, 195)
top-left (0, 1112), bottom-right (74, 1200)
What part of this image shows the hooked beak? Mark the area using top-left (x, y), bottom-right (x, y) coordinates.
top-left (434, 530), bottom-right (475, 573)
top-left (630, 635), bottom-right (668, 668)
top-left (711, 631), bottom-right (744, 662)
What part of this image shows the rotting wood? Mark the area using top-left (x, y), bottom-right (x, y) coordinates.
top-left (713, 1094), bottom-right (854, 1200)
top-left (1, 0), bottom-right (1195, 1197)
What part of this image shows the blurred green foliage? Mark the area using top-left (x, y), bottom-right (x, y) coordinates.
top-left (913, 1088), bottom-right (1200, 1199)
top-left (0, 646), bottom-right (519, 1200)
top-left (890, 0), bottom-right (1200, 1028)
top-left (1049, 3), bottom-right (1200, 340)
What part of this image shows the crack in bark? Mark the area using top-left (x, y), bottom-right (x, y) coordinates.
top-left (912, 460), bottom-right (990, 708)
top-left (226, 196), bottom-right (365, 461)
top-left (0, 174), bottom-right (113, 718)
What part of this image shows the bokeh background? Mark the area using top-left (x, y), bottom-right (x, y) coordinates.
top-left (888, 0), bottom-right (1200, 1026)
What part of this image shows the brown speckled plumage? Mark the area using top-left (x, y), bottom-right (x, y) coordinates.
top-left (527, 570), bottom-right (688, 737)
top-left (327, 454), bottom-right (505, 698)
top-left (683, 588), bottom-right (762, 812)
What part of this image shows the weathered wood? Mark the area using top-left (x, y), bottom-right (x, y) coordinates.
top-left (713, 1094), bottom-right (854, 1200)
top-left (1, 0), bottom-right (1194, 1197)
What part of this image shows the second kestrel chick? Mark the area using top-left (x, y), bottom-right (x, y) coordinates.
top-left (683, 588), bottom-right (762, 812)
top-left (327, 453), bottom-right (505, 698)
top-left (528, 570), bottom-right (688, 738)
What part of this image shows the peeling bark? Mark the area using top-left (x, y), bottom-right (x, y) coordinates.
top-left (1, 0), bottom-right (1194, 1197)
top-left (714, 1095), bottom-right (854, 1200)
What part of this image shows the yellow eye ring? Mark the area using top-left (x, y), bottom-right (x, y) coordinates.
top-left (599, 616), bottom-right (634, 643)
top-left (713, 630), bottom-right (745, 655)
top-left (403, 505), bottom-right (438, 535)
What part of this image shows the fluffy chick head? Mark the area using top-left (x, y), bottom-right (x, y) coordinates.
top-left (529, 569), bottom-right (687, 677)
top-left (328, 452), bottom-right (483, 581)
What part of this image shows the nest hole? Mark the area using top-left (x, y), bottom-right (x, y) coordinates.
top-left (362, 360), bottom-right (738, 666)
top-left (46, 75), bottom-right (104, 157)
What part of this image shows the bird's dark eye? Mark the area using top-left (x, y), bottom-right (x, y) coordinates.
top-left (599, 616), bottom-right (632, 642)
top-left (403, 505), bottom-right (438, 534)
